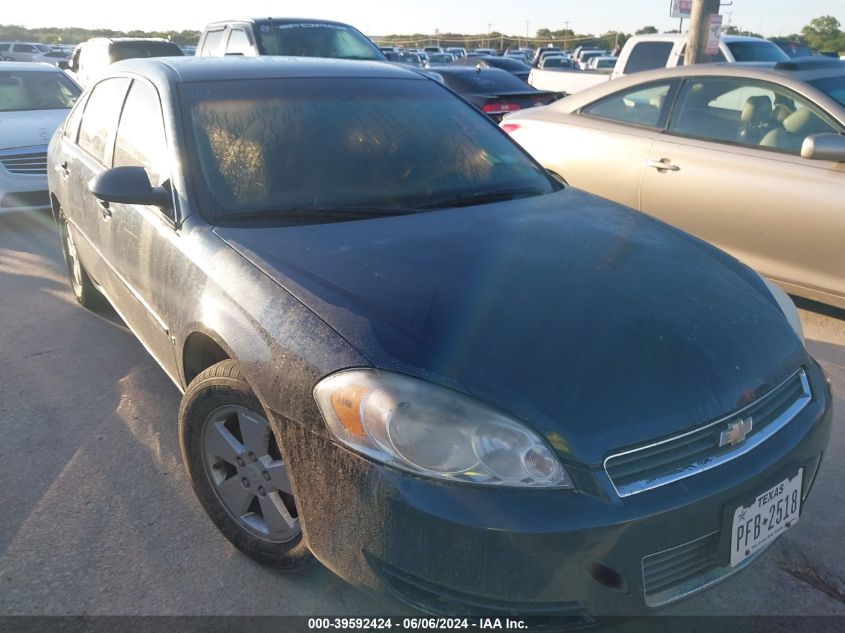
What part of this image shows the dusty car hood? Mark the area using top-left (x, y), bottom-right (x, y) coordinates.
top-left (215, 189), bottom-right (807, 465)
top-left (0, 110), bottom-right (69, 151)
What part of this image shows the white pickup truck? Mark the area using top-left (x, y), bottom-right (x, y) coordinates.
top-left (529, 34), bottom-right (788, 95)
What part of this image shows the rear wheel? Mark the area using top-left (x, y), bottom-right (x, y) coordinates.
top-left (179, 360), bottom-right (312, 570)
top-left (59, 218), bottom-right (104, 310)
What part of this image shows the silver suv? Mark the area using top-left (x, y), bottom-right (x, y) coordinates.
top-left (0, 42), bottom-right (54, 62)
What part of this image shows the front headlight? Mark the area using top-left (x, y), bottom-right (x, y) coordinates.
top-left (314, 369), bottom-right (573, 489)
top-left (763, 278), bottom-right (804, 344)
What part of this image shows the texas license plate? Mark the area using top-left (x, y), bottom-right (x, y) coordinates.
top-left (730, 469), bottom-right (803, 567)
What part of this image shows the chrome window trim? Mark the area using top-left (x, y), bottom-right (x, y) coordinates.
top-left (605, 368), bottom-right (811, 498)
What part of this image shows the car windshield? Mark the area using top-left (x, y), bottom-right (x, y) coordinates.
top-left (109, 41), bottom-right (184, 62)
top-left (810, 75), bottom-right (845, 107)
top-left (777, 42), bottom-right (813, 58)
top-left (0, 70), bottom-right (81, 112)
top-left (254, 22), bottom-right (385, 60)
top-left (429, 54), bottom-right (453, 63)
top-left (440, 70), bottom-right (534, 94)
top-left (180, 77), bottom-right (556, 224)
top-left (726, 41), bottom-right (789, 62)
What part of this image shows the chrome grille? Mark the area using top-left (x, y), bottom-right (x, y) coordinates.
top-left (0, 147), bottom-right (48, 175)
top-left (605, 368), bottom-right (811, 497)
top-left (642, 532), bottom-right (719, 603)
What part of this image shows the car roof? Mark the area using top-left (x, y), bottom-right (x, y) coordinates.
top-left (0, 61), bottom-right (65, 72)
top-left (204, 17), bottom-right (357, 29)
top-left (108, 56), bottom-right (425, 84)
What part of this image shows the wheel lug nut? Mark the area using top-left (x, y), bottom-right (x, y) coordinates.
top-left (249, 452), bottom-right (257, 462)
top-left (262, 471), bottom-right (270, 481)
top-left (258, 486), bottom-right (266, 496)
top-left (241, 477), bottom-right (250, 488)
top-left (236, 457), bottom-right (245, 467)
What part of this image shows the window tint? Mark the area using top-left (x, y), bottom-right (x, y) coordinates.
top-left (677, 45), bottom-right (726, 65)
top-left (109, 41), bottom-right (183, 63)
top-left (624, 42), bottom-right (673, 74)
top-left (439, 70), bottom-right (533, 94)
top-left (113, 81), bottom-right (168, 188)
top-left (725, 41), bottom-right (788, 62)
top-left (77, 77), bottom-right (130, 163)
top-left (201, 29), bottom-right (226, 56)
top-left (582, 82), bottom-right (673, 128)
top-left (668, 77), bottom-right (838, 154)
top-left (180, 77), bottom-right (556, 223)
top-left (0, 45), bottom-right (10, 52)
top-left (13, 44), bottom-right (36, 53)
top-left (226, 29), bottom-right (252, 55)
top-left (255, 22), bottom-right (385, 60)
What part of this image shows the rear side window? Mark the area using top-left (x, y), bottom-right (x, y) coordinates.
top-left (63, 95), bottom-right (87, 141)
top-left (77, 77), bottom-right (130, 164)
top-left (226, 29), bottom-right (252, 55)
top-left (624, 42), bottom-right (674, 74)
top-left (13, 44), bottom-right (37, 53)
top-left (582, 82), bottom-right (674, 128)
top-left (200, 29), bottom-right (226, 56)
top-left (109, 41), bottom-right (183, 63)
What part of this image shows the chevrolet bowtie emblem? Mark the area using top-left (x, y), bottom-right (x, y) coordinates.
top-left (720, 417), bottom-right (753, 448)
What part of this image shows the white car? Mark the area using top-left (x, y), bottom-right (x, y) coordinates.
top-left (0, 63), bottom-right (81, 213)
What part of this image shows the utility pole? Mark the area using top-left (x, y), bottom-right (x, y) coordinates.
top-left (685, 0), bottom-right (720, 65)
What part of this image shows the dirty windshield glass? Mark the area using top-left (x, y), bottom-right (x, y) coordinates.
top-left (254, 22), bottom-right (385, 60)
top-left (180, 77), bottom-right (556, 224)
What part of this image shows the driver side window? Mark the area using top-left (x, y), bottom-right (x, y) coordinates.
top-left (113, 81), bottom-right (169, 190)
top-left (668, 77), bottom-right (839, 155)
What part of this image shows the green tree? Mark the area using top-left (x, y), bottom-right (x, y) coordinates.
top-left (636, 26), bottom-right (658, 35)
top-left (801, 15), bottom-right (844, 52)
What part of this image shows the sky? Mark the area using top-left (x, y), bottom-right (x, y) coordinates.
top-left (4, 0), bottom-right (845, 38)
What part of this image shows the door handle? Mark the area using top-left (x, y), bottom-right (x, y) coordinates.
top-left (59, 161), bottom-right (70, 178)
top-left (97, 199), bottom-right (112, 220)
top-left (648, 158), bottom-right (680, 172)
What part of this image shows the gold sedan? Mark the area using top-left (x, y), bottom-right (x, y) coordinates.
top-left (503, 59), bottom-right (845, 309)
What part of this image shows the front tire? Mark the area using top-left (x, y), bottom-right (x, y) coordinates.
top-left (179, 360), bottom-right (312, 570)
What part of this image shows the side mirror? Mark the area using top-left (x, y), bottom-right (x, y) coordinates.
top-left (801, 133), bottom-right (845, 162)
top-left (88, 166), bottom-right (171, 208)
top-left (57, 60), bottom-right (70, 70)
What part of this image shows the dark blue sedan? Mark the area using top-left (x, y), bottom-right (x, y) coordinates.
top-left (46, 56), bottom-right (831, 616)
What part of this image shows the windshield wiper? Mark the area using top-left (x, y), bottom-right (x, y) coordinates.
top-left (218, 206), bottom-right (419, 224)
top-left (413, 188), bottom-right (545, 210)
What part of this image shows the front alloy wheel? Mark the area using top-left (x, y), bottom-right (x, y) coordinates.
top-left (202, 405), bottom-right (300, 543)
top-left (179, 360), bottom-right (312, 569)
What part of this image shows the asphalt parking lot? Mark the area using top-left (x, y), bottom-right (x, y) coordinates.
top-left (0, 210), bottom-right (842, 617)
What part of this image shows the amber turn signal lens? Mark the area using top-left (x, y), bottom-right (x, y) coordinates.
top-left (329, 384), bottom-right (369, 437)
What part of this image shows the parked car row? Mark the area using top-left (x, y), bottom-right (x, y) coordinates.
top-left (1, 13), bottom-right (837, 620)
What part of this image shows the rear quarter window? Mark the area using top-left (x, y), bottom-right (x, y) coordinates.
top-left (200, 29), bottom-right (226, 56)
top-left (624, 42), bottom-right (674, 74)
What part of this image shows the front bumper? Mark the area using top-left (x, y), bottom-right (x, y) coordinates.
top-left (272, 360), bottom-right (832, 617)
